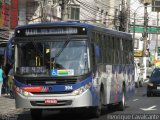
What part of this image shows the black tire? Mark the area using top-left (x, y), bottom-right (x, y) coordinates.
top-left (92, 91), bottom-right (103, 118)
top-left (118, 87), bottom-right (126, 111)
top-left (30, 109), bottom-right (42, 120)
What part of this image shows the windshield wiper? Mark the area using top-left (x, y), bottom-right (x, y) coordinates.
top-left (51, 40), bottom-right (70, 69)
top-left (54, 40), bottom-right (70, 58)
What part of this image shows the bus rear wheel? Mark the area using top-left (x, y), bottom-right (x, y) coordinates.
top-left (118, 87), bottom-right (126, 111)
top-left (30, 109), bottom-right (42, 120)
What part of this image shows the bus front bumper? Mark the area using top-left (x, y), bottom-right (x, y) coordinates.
top-left (15, 89), bottom-right (97, 109)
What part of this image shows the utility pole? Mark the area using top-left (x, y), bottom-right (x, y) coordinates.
top-left (139, 0), bottom-right (152, 80)
top-left (60, 0), bottom-right (69, 21)
top-left (40, 0), bottom-right (45, 22)
top-left (143, 4), bottom-right (148, 58)
top-left (119, 0), bottom-right (124, 31)
top-left (155, 12), bottom-right (159, 60)
top-left (119, 0), bottom-right (127, 32)
top-left (126, 0), bottom-right (130, 32)
top-left (142, 4), bottom-right (148, 80)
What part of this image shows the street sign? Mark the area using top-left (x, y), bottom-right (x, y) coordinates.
top-left (130, 26), bottom-right (160, 33)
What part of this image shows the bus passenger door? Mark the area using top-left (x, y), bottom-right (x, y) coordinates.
top-left (91, 43), bottom-right (101, 94)
top-left (106, 65), bottom-right (113, 104)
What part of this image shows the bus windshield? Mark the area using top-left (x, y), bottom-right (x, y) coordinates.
top-left (15, 40), bottom-right (90, 76)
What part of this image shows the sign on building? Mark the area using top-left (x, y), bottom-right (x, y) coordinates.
top-left (11, 0), bottom-right (18, 29)
top-left (134, 50), bottom-right (143, 57)
top-left (0, 0), bottom-right (10, 30)
top-left (0, 0), bottom-right (18, 30)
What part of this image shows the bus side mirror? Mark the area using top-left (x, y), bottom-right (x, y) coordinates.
top-left (91, 43), bottom-right (96, 73)
top-left (7, 37), bottom-right (14, 64)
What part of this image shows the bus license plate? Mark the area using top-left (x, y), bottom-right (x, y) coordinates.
top-left (45, 99), bottom-right (57, 104)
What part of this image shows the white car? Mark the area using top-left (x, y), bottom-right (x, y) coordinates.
top-left (134, 63), bottom-right (143, 88)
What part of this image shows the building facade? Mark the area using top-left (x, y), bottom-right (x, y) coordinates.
top-left (0, 0), bottom-right (131, 43)
top-left (17, 0), bottom-right (129, 30)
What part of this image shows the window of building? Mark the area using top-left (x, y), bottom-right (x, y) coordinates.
top-left (68, 5), bottom-right (80, 20)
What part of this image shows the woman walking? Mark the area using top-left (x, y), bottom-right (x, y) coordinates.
top-left (0, 66), bottom-right (3, 96)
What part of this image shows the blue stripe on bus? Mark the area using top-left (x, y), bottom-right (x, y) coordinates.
top-left (15, 80), bottom-right (28, 87)
top-left (15, 76), bottom-right (93, 92)
top-left (90, 85), bottom-right (98, 106)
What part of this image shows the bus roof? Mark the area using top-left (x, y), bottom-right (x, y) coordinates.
top-left (15, 21), bottom-right (132, 38)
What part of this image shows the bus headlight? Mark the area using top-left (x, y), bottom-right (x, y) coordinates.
top-left (23, 91), bottom-right (29, 96)
top-left (15, 86), bottom-right (30, 97)
top-left (72, 82), bottom-right (92, 95)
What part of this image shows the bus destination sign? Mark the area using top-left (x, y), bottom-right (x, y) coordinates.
top-left (25, 28), bottom-right (78, 36)
top-left (15, 27), bottom-right (87, 37)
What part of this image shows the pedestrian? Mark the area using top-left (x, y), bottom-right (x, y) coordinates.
top-left (2, 66), bottom-right (9, 96)
top-left (0, 65), bottom-right (3, 97)
top-left (8, 64), bottom-right (14, 98)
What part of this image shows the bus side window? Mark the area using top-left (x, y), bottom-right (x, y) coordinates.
top-left (91, 43), bottom-right (95, 64)
top-left (91, 43), bottom-right (97, 73)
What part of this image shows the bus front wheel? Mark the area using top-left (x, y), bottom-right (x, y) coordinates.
top-left (30, 109), bottom-right (42, 120)
top-left (91, 90), bottom-right (103, 118)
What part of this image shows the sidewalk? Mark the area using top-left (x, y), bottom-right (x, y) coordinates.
top-left (0, 96), bottom-right (23, 115)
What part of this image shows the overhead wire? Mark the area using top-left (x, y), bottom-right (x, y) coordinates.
top-left (86, 0), bottom-right (118, 10)
top-left (79, 9), bottom-right (115, 22)
top-left (75, 0), bottom-right (116, 19)
top-left (130, 0), bottom-right (139, 5)
top-left (129, 0), bottom-right (158, 25)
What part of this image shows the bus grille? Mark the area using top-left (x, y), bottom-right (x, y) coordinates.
top-left (31, 91), bottom-right (73, 94)
top-left (30, 100), bottom-right (72, 106)
top-left (26, 79), bottom-right (77, 85)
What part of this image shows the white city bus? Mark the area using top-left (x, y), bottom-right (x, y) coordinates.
top-left (11, 21), bottom-right (135, 119)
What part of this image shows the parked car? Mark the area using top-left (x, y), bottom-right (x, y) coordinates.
top-left (146, 66), bottom-right (154, 78)
top-left (147, 68), bottom-right (160, 97)
top-left (134, 63), bottom-right (143, 88)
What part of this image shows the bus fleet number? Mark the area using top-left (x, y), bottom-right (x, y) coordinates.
top-left (65, 86), bottom-right (73, 90)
